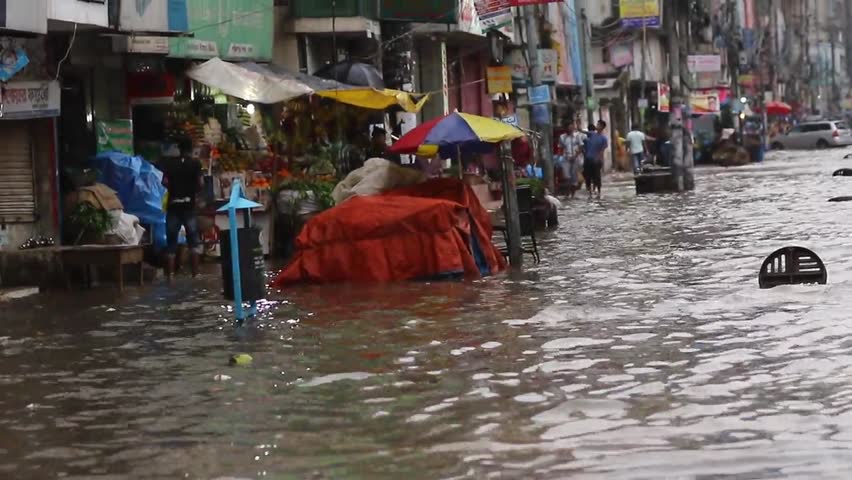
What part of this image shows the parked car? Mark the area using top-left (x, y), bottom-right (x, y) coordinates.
top-left (771, 121), bottom-right (852, 150)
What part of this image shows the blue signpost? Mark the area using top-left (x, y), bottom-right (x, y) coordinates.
top-left (218, 179), bottom-right (263, 323)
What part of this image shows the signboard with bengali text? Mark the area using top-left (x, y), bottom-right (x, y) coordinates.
top-left (619, 0), bottom-right (660, 28)
top-left (0, 80), bottom-right (60, 120)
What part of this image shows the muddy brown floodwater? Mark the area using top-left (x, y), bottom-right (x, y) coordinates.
top-left (4, 151), bottom-right (852, 479)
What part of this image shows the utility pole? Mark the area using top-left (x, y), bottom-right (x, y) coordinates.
top-left (831, 26), bottom-right (838, 115)
top-left (524, 4), bottom-right (555, 193)
top-left (577, 0), bottom-right (595, 126)
top-left (638, 0), bottom-right (649, 127)
top-left (666, 0), bottom-right (684, 191)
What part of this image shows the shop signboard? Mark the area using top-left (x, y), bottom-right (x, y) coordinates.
top-left (619, 0), bottom-right (660, 28)
top-left (475, 0), bottom-right (513, 38)
top-left (687, 54), bottom-right (722, 73)
top-left (499, 114), bottom-right (519, 127)
top-left (118, 0), bottom-right (188, 32)
top-left (0, 0), bottom-right (48, 34)
top-left (0, 80), bottom-right (60, 120)
top-left (380, 0), bottom-right (456, 23)
top-left (528, 84), bottom-right (551, 105)
top-left (97, 120), bottom-right (134, 155)
top-left (538, 49), bottom-right (558, 83)
top-left (486, 65), bottom-right (512, 94)
top-left (126, 36), bottom-right (170, 54)
top-left (171, 0), bottom-right (273, 61)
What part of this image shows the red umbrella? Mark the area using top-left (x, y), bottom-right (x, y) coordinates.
top-left (764, 101), bottom-right (793, 115)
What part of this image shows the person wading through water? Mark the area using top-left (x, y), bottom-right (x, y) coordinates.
top-left (558, 120), bottom-right (586, 198)
top-left (583, 120), bottom-right (609, 199)
top-left (160, 137), bottom-right (203, 281)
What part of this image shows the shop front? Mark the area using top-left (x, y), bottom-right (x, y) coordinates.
top-left (0, 80), bottom-right (62, 250)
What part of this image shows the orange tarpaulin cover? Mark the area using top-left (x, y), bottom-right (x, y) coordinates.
top-left (272, 179), bottom-right (506, 286)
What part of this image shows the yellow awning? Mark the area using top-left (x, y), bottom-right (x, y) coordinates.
top-left (315, 88), bottom-right (430, 113)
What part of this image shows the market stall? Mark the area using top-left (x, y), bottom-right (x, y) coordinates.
top-left (180, 58), bottom-right (430, 257)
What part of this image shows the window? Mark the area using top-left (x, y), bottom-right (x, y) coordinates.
top-left (816, 123), bottom-right (832, 131)
top-left (789, 126), bottom-right (804, 133)
top-left (835, 122), bottom-right (849, 130)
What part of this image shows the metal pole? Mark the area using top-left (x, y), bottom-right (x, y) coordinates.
top-left (639, 1), bottom-right (648, 126)
top-left (500, 140), bottom-right (523, 267)
top-left (578, 2), bottom-right (595, 126)
top-left (524, 4), bottom-right (555, 193)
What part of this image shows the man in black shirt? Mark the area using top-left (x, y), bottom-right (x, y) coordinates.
top-left (365, 127), bottom-right (388, 160)
top-left (160, 137), bottom-right (202, 280)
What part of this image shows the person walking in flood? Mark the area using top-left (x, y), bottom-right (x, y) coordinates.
top-left (558, 120), bottom-right (586, 198)
top-left (160, 137), bottom-right (203, 281)
top-left (626, 126), bottom-right (654, 175)
top-left (583, 121), bottom-right (609, 199)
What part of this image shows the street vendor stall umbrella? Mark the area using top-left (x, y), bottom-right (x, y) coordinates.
top-left (388, 112), bottom-right (527, 269)
top-left (764, 101), bottom-right (793, 116)
top-left (388, 112), bottom-right (526, 161)
top-left (314, 61), bottom-right (385, 89)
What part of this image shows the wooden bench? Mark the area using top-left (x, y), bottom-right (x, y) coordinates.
top-left (60, 245), bottom-right (145, 292)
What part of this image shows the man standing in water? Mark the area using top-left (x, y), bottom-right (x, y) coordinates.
top-left (558, 121), bottom-right (586, 198)
top-left (583, 121), bottom-right (609, 199)
top-left (161, 137), bottom-right (203, 280)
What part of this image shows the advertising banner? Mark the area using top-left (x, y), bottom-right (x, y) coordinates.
top-left (658, 83), bottom-right (670, 113)
top-left (97, 120), bottom-right (134, 155)
top-left (690, 90), bottom-right (722, 114)
top-left (687, 55), bottom-right (722, 73)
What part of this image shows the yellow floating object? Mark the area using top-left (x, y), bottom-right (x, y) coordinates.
top-left (315, 88), bottom-right (430, 113)
top-left (229, 354), bottom-right (253, 366)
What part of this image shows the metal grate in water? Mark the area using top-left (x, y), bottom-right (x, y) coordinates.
top-left (759, 246), bottom-right (828, 289)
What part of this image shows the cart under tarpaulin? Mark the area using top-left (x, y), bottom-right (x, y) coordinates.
top-left (272, 178), bottom-right (506, 286)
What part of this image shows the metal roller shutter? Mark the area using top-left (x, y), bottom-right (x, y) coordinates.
top-left (0, 122), bottom-right (36, 222)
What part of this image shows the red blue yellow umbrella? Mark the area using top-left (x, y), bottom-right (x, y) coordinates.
top-left (388, 112), bottom-right (525, 157)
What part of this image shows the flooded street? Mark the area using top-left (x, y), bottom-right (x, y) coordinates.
top-left (5, 151), bottom-right (852, 479)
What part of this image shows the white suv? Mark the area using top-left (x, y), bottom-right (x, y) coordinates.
top-left (771, 121), bottom-right (852, 150)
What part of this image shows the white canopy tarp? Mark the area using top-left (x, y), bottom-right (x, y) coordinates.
top-left (187, 57), bottom-right (314, 104)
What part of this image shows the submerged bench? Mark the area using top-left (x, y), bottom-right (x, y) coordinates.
top-left (60, 245), bottom-right (145, 292)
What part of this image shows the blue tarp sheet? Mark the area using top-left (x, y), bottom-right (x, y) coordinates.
top-left (91, 152), bottom-right (168, 249)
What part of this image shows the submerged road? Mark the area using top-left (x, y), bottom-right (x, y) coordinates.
top-left (3, 150), bottom-right (852, 478)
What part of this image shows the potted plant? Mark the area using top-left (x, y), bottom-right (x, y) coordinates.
top-left (68, 203), bottom-right (114, 245)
